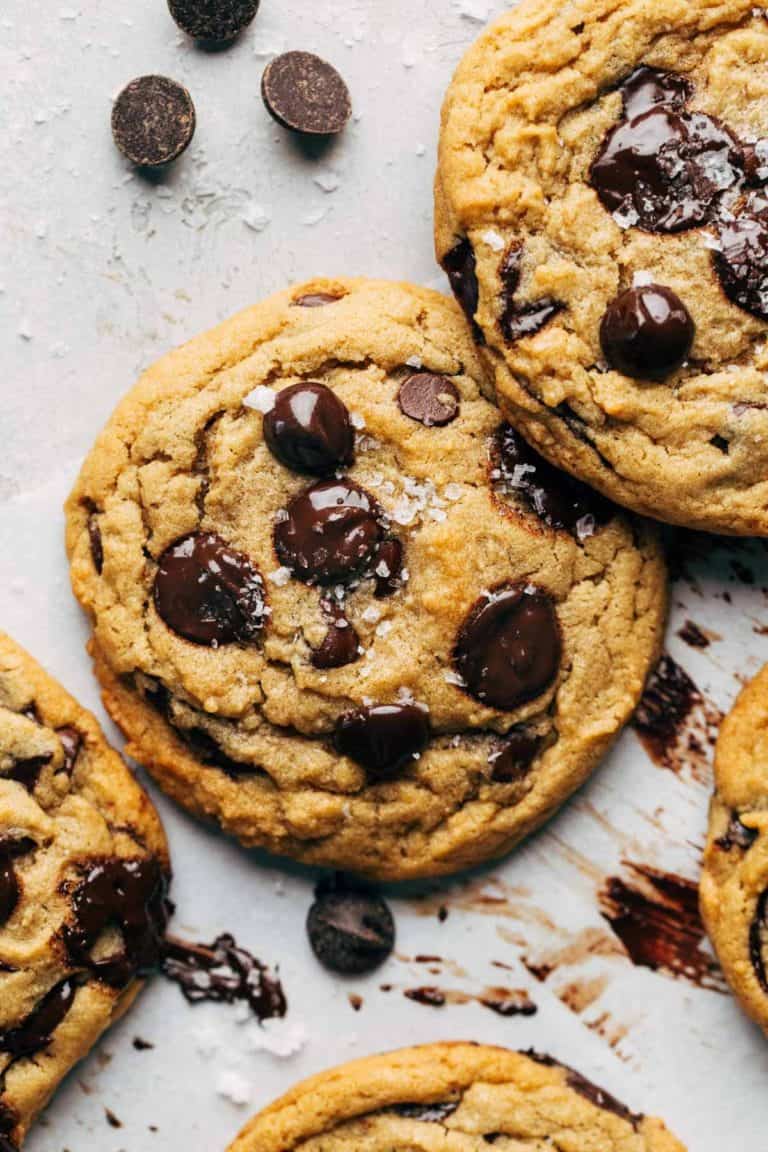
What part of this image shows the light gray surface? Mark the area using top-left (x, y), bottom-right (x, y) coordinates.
top-left (1, 2), bottom-right (767, 1149)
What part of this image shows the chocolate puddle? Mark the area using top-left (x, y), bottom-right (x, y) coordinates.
top-left (632, 654), bottom-right (722, 780)
top-left (161, 933), bottom-right (287, 1020)
top-left (599, 861), bottom-right (726, 993)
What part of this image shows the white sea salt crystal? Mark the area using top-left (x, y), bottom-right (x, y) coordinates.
top-left (243, 385), bottom-right (275, 413)
top-left (350, 411), bottom-right (366, 430)
top-left (612, 206), bottom-right (639, 229)
top-left (428, 507), bottom-right (447, 522)
top-left (396, 686), bottom-right (415, 703)
top-left (246, 1018), bottom-right (307, 1058)
top-left (482, 228), bottom-right (505, 252)
top-left (216, 1069), bottom-right (252, 1106)
top-left (632, 270), bottom-right (654, 287)
top-left (362, 605), bottom-right (381, 624)
top-left (376, 620), bottom-right (393, 637)
top-left (268, 567), bottom-right (292, 586)
top-left (242, 203), bottom-right (271, 232)
top-left (375, 559), bottom-right (391, 577)
top-left (313, 170), bottom-right (340, 193)
top-left (443, 482), bottom-right (463, 501)
top-left (459, 0), bottom-right (488, 22)
top-left (405, 354), bottom-right (423, 368)
top-left (444, 669), bottom-right (466, 687)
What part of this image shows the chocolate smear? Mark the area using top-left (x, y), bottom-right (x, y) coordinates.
top-left (599, 861), bottom-right (726, 992)
top-left (0, 977), bottom-right (78, 1058)
top-left (161, 933), bottom-right (287, 1019)
top-left (677, 620), bottom-right (710, 649)
top-left (632, 654), bottom-right (722, 781)
top-left (526, 1052), bottom-right (640, 1127)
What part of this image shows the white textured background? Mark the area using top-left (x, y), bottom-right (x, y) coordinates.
top-left (2, 2), bottom-right (768, 1149)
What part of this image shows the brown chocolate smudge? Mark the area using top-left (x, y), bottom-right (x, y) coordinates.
top-left (632, 654), bottom-right (722, 781)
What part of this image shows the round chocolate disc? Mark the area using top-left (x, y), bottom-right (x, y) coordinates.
top-left (112, 75), bottom-right (196, 167)
top-left (398, 373), bottom-right (460, 427)
top-left (274, 480), bottom-right (382, 585)
top-left (600, 284), bottom-right (694, 379)
top-left (153, 532), bottom-right (266, 646)
top-left (307, 882), bottom-right (395, 974)
top-left (454, 584), bottom-right (561, 711)
top-left (261, 52), bottom-right (352, 135)
top-left (334, 704), bottom-right (430, 776)
top-left (263, 382), bottom-right (355, 475)
top-left (167, 0), bottom-right (259, 42)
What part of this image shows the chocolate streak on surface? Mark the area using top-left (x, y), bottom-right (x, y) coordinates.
top-left (677, 620), bottom-right (710, 649)
top-left (403, 984), bottom-right (536, 1016)
top-left (632, 654), bottom-right (722, 781)
top-left (599, 861), bottom-right (726, 992)
top-left (161, 933), bottom-right (287, 1020)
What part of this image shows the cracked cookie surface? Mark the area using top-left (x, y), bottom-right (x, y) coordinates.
top-left (0, 632), bottom-right (169, 1150)
top-left (226, 1043), bottom-right (685, 1152)
top-left (702, 663), bottom-right (768, 1035)
top-left (436, 0), bottom-right (768, 535)
top-left (66, 278), bottom-right (666, 880)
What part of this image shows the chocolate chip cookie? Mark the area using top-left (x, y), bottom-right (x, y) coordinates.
top-left (66, 277), bottom-right (665, 880)
top-left (0, 632), bottom-right (169, 1151)
top-left (436, 0), bottom-right (768, 534)
top-left (226, 1043), bottom-right (685, 1152)
top-left (701, 663), bottom-right (768, 1035)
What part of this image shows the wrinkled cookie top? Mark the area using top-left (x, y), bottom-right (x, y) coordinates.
top-left (66, 278), bottom-right (665, 878)
top-left (0, 633), bottom-right (168, 1149)
top-left (436, 0), bottom-right (768, 533)
top-left (227, 1043), bottom-right (685, 1152)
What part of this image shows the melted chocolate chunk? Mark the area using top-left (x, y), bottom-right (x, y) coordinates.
top-left (57, 727), bottom-right (82, 774)
top-left (620, 66), bottom-right (692, 119)
top-left (373, 538), bottom-right (404, 598)
top-left (454, 585), bottom-right (560, 711)
top-left (714, 202), bottom-right (768, 320)
top-left (274, 480), bottom-right (383, 585)
top-left (263, 382), bottom-right (355, 476)
top-left (334, 704), bottom-right (430, 776)
top-left (0, 978), bottom-right (77, 1059)
top-left (293, 292), bottom-right (344, 307)
top-left (88, 513), bottom-right (104, 573)
top-left (499, 247), bottom-right (563, 343)
top-left (64, 858), bottom-right (170, 988)
top-left (591, 103), bottom-right (744, 232)
top-left (154, 532), bottom-right (266, 646)
top-left (750, 889), bottom-right (768, 992)
top-left (5, 754), bottom-right (50, 791)
top-left (716, 814), bottom-right (758, 851)
top-left (0, 839), bottom-right (34, 926)
top-left (161, 933), bottom-right (287, 1019)
top-left (393, 1102), bottom-right (459, 1122)
top-left (600, 284), bottom-right (694, 379)
top-left (442, 239), bottom-right (483, 340)
top-left (490, 729), bottom-right (541, 782)
top-left (492, 424), bottom-right (612, 539)
top-left (524, 1052), bottom-right (641, 1127)
top-left (312, 600), bottom-right (360, 669)
top-left (307, 878), bottom-right (395, 974)
top-left (398, 373), bottom-right (460, 427)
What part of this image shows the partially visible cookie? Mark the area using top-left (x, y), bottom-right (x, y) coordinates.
top-left (0, 633), bottom-right (169, 1150)
top-left (436, 0), bottom-right (768, 534)
top-left (66, 277), bottom-right (666, 880)
top-left (701, 664), bottom-right (768, 1035)
top-left (226, 1043), bottom-right (686, 1152)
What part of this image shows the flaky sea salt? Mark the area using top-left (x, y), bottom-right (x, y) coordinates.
top-left (268, 567), bottom-right (292, 586)
top-left (362, 605), bottom-right (381, 624)
top-left (243, 385), bottom-right (275, 413)
top-left (482, 228), bottom-right (505, 252)
top-left (632, 270), bottom-right (654, 287)
top-left (350, 411), bottom-right (366, 430)
top-left (405, 354), bottom-right (423, 369)
top-left (216, 1069), bottom-right (251, 1106)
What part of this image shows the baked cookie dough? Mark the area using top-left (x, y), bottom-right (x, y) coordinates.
top-left (226, 1043), bottom-right (685, 1152)
top-left (0, 633), bottom-right (169, 1151)
top-left (66, 278), bottom-right (666, 880)
top-left (436, 0), bottom-right (768, 534)
top-left (701, 663), bottom-right (768, 1035)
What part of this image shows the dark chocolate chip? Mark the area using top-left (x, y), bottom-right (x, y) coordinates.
top-left (293, 292), bottom-right (343, 307)
top-left (499, 247), bottom-right (563, 343)
top-left (716, 814), bottom-right (758, 851)
top-left (714, 203), bottom-right (768, 320)
top-left (373, 538), bottom-right (404, 598)
top-left (393, 1102), bottom-right (459, 1122)
top-left (334, 703), bottom-right (429, 776)
top-left (0, 977), bottom-right (77, 1058)
top-left (5, 754), bottom-right (51, 791)
top-left (441, 239), bottom-right (482, 340)
top-left (742, 141), bottom-right (768, 185)
top-left (307, 879), bottom-right (395, 974)
top-left (0, 838), bottom-right (35, 926)
top-left (750, 889), bottom-right (768, 992)
top-left (64, 857), bottom-right (170, 987)
top-left (600, 284), bottom-right (694, 379)
top-left (161, 933), bottom-right (286, 1019)
top-left (619, 66), bottom-right (692, 119)
top-left (454, 584), bottom-right (561, 711)
top-left (312, 600), bottom-right (360, 669)
top-left (492, 424), bottom-right (613, 539)
top-left (88, 513), bottom-right (104, 573)
top-left (591, 105), bottom-right (743, 233)
top-left (398, 373), bottom-right (460, 427)
top-left (274, 480), bottom-right (382, 585)
top-left (263, 382), bottom-right (355, 475)
top-left (154, 532), bottom-right (266, 646)
top-left (167, 0), bottom-right (259, 42)
top-left (261, 52), bottom-right (351, 135)
top-left (112, 75), bottom-right (196, 168)
top-left (490, 729), bottom-right (541, 782)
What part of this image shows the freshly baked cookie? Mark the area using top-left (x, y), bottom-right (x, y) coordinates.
top-left (701, 664), bottom-right (768, 1035)
top-left (66, 278), bottom-right (665, 880)
top-left (0, 633), bottom-right (169, 1151)
top-left (226, 1043), bottom-right (685, 1152)
top-left (436, 0), bottom-right (768, 534)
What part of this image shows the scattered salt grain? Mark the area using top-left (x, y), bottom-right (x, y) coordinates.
top-left (216, 1069), bottom-right (252, 1107)
top-left (405, 354), bottom-right (423, 369)
top-left (268, 567), bottom-right (292, 586)
top-left (243, 385), bottom-right (275, 413)
top-left (482, 228), bottom-right (505, 252)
